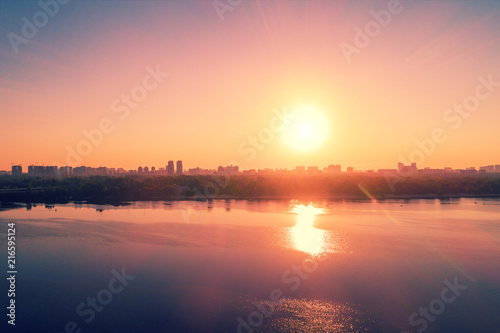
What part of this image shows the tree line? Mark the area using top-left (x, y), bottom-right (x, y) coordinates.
top-left (0, 174), bottom-right (499, 203)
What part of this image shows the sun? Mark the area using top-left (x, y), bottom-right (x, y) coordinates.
top-left (282, 106), bottom-right (329, 152)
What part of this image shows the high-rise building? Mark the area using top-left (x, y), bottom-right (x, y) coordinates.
top-left (307, 166), bottom-right (320, 175)
top-left (295, 166), bottom-right (306, 174)
top-left (59, 166), bottom-right (73, 176)
top-left (34, 166), bottom-right (45, 176)
top-left (398, 163), bottom-right (417, 175)
top-left (73, 166), bottom-right (88, 176)
top-left (12, 165), bottom-right (22, 176)
top-left (167, 161), bottom-right (174, 175)
top-left (479, 165), bottom-right (495, 173)
top-left (176, 160), bottom-right (183, 175)
top-left (460, 168), bottom-right (477, 176)
top-left (217, 165), bottom-right (240, 175)
top-left (326, 164), bottom-right (341, 174)
top-left (47, 166), bottom-right (58, 176)
top-left (27, 165), bottom-right (68, 176)
top-left (96, 167), bottom-right (107, 175)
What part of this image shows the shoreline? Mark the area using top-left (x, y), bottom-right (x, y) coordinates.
top-left (1, 193), bottom-right (500, 209)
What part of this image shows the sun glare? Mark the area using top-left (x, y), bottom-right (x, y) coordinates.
top-left (283, 106), bottom-right (329, 152)
top-left (290, 204), bottom-right (326, 256)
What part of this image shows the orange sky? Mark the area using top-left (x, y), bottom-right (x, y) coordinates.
top-left (1, 0), bottom-right (500, 171)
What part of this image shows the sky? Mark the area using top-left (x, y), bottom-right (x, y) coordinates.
top-left (1, 0), bottom-right (500, 171)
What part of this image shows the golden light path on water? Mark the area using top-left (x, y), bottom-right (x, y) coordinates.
top-left (290, 204), bottom-right (327, 256)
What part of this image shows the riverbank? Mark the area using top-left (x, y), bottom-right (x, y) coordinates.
top-left (1, 174), bottom-right (499, 205)
top-left (1, 193), bottom-right (500, 210)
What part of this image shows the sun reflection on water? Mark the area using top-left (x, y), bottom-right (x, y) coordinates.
top-left (290, 204), bottom-right (327, 256)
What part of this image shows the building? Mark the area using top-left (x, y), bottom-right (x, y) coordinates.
top-left (325, 164), bottom-right (341, 174)
top-left (48, 166), bottom-right (58, 175)
top-left (346, 167), bottom-right (354, 173)
top-left (176, 160), bottom-right (183, 175)
top-left (138, 166), bottom-right (143, 174)
top-left (496, 165), bottom-right (500, 173)
top-left (307, 166), bottom-right (320, 175)
top-left (167, 161), bottom-right (175, 175)
top-left (444, 167), bottom-right (455, 173)
top-left (418, 168), bottom-right (446, 175)
top-left (30, 165), bottom-right (47, 176)
top-left (189, 167), bottom-right (201, 175)
top-left (398, 163), bottom-right (417, 175)
top-left (226, 165), bottom-right (239, 175)
top-left (189, 167), bottom-right (215, 175)
top-left (275, 168), bottom-right (292, 175)
top-left (95, 167), bottom-right (107, 175)
top-left (217, 165), bottom-right (239, 175)
top-left (377, 169), bottom-right (398, 174)
top-left (295, 166), bottom-right (306, 174)
top-left (12, 165), bottom-right (22, 175)
top-left (73, 166), bottom-right (88, 176)
top-left (459, 168), bottom-right (477, 176)
top-left (480, 165), bottom-right (496, 173)
top-left (257, 168), bottom-right (273, 174)
top-left (27, 165), bottom-right (57, 176)
top-left (59, 166), bottom-right (73, 176)
top-left (11, 165), bottom-right (22, 176)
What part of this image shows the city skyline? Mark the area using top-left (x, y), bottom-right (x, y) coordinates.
top-left (4, 154), bottom-right (500, 173)
top-left (4, 160), bottom-right (500, 176)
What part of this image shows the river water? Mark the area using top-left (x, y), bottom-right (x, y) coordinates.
top-left (1, 198), bottom-right (499, 332)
